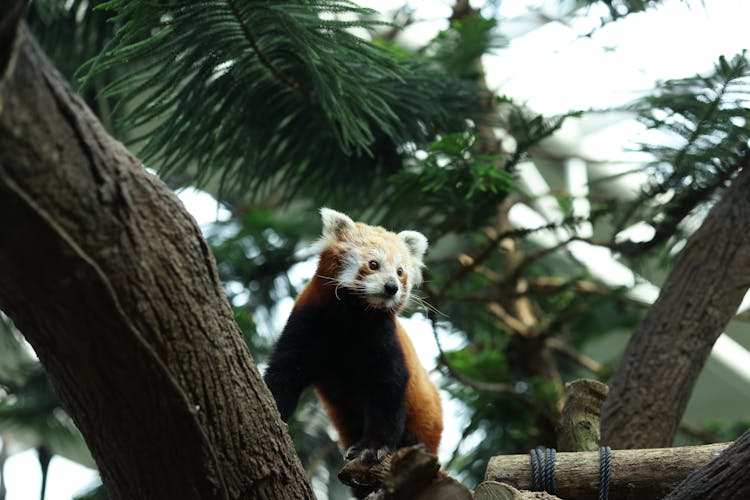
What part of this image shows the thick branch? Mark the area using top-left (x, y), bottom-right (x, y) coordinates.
top-left (485, 443), bottom-right (730, 500)
top-left (601, 163), bottom-right (750, 448)
top-left (0, 25), bottom-right (312, 499)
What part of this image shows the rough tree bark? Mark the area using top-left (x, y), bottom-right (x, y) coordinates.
top-left (665, 428), bottom-right (750, 500)
top-left (0, 13), bottom-right (313, 500)
top-left (601, 159), bottom-right (750, 449)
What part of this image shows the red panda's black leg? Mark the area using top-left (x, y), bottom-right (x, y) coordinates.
top-left (263, 310), bottom-right (318, 422)
top-left (348, 367), bottom-right (408, 463)
top-left (263, 359), bottom-right (308, 422)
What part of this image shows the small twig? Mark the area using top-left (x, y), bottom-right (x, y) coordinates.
top-left (487, 302), bottom-right (532, 336)
top-left (547, 338), bottom-right (604, 375)
top-left (436, 216), bottom-right (594, 298)
top-left (427, 315), bottom-right (533, 406)
top-left (677, 422), bottom-right (722, 444)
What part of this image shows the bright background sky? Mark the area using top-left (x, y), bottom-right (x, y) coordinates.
top-left (5, 0), bottom-right (749, 497)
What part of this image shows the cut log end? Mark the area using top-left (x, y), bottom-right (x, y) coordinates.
top-left (475, 481), bottom-right (562, 499)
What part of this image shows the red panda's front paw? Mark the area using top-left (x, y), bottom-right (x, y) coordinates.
top-left (345, 443), bottom-right (393, 464)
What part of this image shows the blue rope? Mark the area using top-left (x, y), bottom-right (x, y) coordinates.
top-left (530, 448), bottom-right (542, 491)
top-left (529, 447), bottom-right (556, 494)
top-left (598, 446), bottom-right (611, 500)
top-left (529, 446), bottom-right (612, 497)
top-left (546, 447), bottom-right (556, 493)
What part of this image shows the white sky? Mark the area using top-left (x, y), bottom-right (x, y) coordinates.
top-left (4, 450), bottom-right (98, 500)
top-left (6, 0), bottom-right (749, 497)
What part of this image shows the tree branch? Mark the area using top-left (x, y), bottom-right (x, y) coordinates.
top-left (601, 159), bottom-right (750, 449)
top-left (486, 442), bottom-right (732, 500)
top-left (0, 24), bottom-right (312, 499)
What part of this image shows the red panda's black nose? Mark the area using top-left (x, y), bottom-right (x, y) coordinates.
top-left (384, 281), bottom-right (399, 296)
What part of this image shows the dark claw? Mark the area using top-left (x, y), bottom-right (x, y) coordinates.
top-left (345, 444), bottom-right (362, 461)
top-left (345, 443), bottom-right (392, 464)
top-left (360, 448), bottom-right (378, 465)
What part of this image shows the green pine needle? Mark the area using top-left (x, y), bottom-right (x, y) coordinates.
top-left (79, 0), bottom-right (477, 201)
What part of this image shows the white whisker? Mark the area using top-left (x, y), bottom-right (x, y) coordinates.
top-left (408, 293), bottom-right (445, 317)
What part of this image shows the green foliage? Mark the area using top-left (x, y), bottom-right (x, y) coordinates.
top-left (287, 397), bottom-right (350, 499)
top-left (208, 207), bottom-right (313, 307)
top-left (615, 51), bottom-right (750, 256)
top-left (80, 0), bottom-right (478, 201)
top-left (445, 345), bottom-right (509, 383)
top-left (635, 52), bottom-right (750, 185)
top-left (381, 98), bottom-right (576, 235)
top-left (386, 132), bottom-right (515, 231)
top-left (427, 15), bottom-right (505, 80)
top-left (703, 419), bottom-right (750, 442)
top-left (496, 95), bottom-right (582, 171)
top-left (677, 418), bottom-right (750, 446)
top-left (206, 205), bottom-right (320, 352)
top-left (444, 384), bottom-right (545, 483)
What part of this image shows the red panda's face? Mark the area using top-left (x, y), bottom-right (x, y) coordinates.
top-left (318, 208), bottom-right (428, 313)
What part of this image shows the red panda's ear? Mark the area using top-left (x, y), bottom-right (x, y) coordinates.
top-left (320, 208), bottom-right (355, 241)
top-left (398, 231), bottom-right (428, 261)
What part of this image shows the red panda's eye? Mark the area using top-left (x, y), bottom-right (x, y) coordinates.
top-left (368, 260), bottom-right (380, 270)
top-left (397, 267), bottom-right (404, 276)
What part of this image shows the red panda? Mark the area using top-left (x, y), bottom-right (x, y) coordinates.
top-left (264, 208), bottom-right (442, 465)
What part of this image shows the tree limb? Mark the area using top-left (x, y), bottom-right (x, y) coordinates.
top-left (601, 159), bottom-right (750, 449)
top-left (486, 442), bottom-right (731, 500)
top-left (0, 23), bottom-right (312, 499)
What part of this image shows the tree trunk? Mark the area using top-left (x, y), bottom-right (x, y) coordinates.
top-left (0, 18), bottom-right (313, 500)
top-left (601, 159), bottom-right (750, 448)
top-left (665, 429), bottom-right (750, 500)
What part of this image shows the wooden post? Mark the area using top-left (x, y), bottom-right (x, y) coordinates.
top-left (557, 379), bottom-right (608, 452)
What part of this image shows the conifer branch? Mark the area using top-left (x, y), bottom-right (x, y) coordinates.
top-left (225, 0), bottom-right (311, 97)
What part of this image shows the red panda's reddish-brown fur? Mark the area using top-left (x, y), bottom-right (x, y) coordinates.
top-left (394, 320), bottom-right (443, 453)
top-left (264, 209), bottom-right (443, 460)
top-left (287, 249), bottom-right (442, 454)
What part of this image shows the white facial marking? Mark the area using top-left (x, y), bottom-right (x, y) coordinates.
top-left (338, 249), bottom-right (361, 288)
top-left (354, 247), bottom-right (411, 310)
top-left (320, 210), bottom-right (428, 313)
